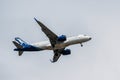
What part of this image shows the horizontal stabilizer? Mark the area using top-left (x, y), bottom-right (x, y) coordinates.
top-left (12, 41), bottom-right (23, 49)
top-left (13, 41), bottom-right (24, 56)
top-left (19, 51), bottom-right (23, 56)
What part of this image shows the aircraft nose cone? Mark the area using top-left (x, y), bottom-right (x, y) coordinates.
top-left (89, 37), bottom-right (92, 40)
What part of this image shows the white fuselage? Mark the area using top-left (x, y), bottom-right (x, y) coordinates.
top-left (32, 35), bottom-right (91, 50)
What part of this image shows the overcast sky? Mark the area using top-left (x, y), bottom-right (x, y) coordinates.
top-left (0, 0), bottom-right (120, 80)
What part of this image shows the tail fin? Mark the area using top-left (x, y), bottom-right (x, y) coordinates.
top-left (15, 37), bottom-right (28, 47)
top-left (12, 41), bottom-right (24, 56)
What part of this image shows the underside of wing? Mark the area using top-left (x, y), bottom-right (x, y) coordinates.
top-left (51, 52), bottom-right (61, 63)
top-left (51, 49), bottom-right (64, 63)
top-left (34, 18), bottom-right (58, 47)
top-left (34, 18), bottom-right (66, 63)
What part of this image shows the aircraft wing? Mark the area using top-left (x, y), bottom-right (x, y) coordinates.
top-left (50, 49), bottom-right (64, 63)
top-left (34, 18), bottom-right (64, 62)
top-left (34, 18), bottom-right (58, 47)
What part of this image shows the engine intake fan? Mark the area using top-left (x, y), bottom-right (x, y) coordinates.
top-left (57, 35), bottom-right (66, 42)
top-left (62, 49), bottom-right (71, 55)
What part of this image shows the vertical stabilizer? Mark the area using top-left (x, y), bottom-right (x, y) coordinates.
top-left (15, 37), bottom-right (28, 47)
top-left (12, 41), bottom-right (24, 56)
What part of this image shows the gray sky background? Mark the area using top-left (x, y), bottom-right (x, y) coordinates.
top-left (0, 0), bottom-right (120, 80)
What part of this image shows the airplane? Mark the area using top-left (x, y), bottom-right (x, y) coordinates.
top-left (13, 18), bottom-right (92, 63)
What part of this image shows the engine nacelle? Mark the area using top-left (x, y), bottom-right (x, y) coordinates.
top-left (62, 49), bottom-right (71, 55)
top-left (57, 35), bottom-right (66, 42)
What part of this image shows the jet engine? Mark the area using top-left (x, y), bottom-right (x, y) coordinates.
top-left (57, 35), bottom-right (66, 42)
top-left (62, 49), bottom-right (71, 55)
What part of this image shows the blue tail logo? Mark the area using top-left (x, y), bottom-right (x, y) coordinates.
top-left (15, 37), bottom-right (29, 48)
top-left (13, 37), bottom-right (42, 52)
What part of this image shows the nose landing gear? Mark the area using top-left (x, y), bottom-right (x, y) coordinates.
top-left (80, 43), bottom-right (83, 47)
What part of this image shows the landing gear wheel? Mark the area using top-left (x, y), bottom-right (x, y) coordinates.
top-left (81, 44), bottom-right (83, 47)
